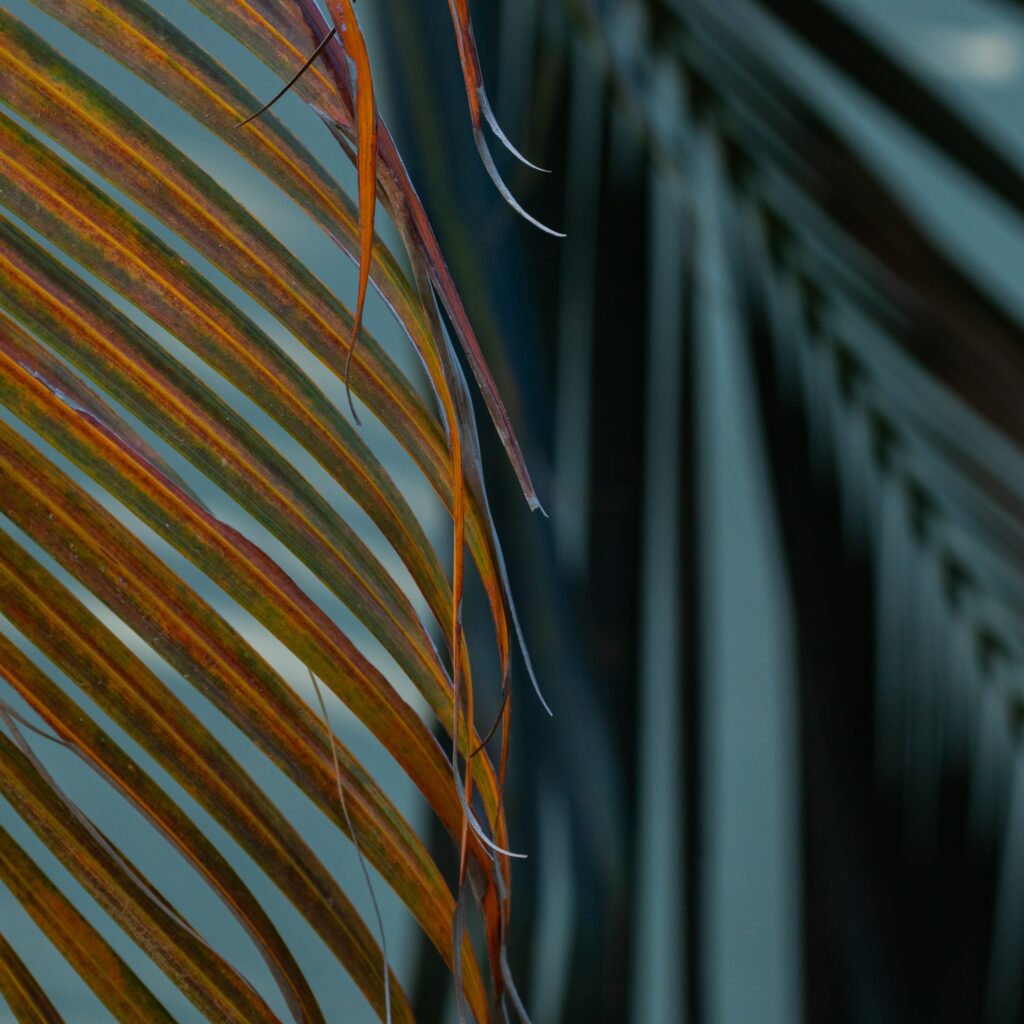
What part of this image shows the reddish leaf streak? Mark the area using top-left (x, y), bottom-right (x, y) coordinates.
top-left (325, 0), bottom-right (377, 423)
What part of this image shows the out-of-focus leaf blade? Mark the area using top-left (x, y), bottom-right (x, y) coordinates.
top-left (674, 0), bottom-right (1024, 451)
top-left (758, 0), bottom-right (1024, 220)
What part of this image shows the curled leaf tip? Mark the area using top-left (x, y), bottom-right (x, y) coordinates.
top-left (475, 131), bottom-right (564, 236)
top-left (534, 685), bottom-right (554, 718)
top-left (452, 698), bottom-right (528, 857)
top-left (506, 588), bottom-right (553, 716)
top-left (479, 89), bottom-right (550, 174)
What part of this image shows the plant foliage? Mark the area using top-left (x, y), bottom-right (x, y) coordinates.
top-left (0, 1), bottom-right (550, 1021)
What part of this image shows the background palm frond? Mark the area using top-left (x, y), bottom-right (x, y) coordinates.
top-left (377, 0), bottom-right (1024, 1021)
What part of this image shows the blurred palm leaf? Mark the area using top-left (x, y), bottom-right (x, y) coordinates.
top-left (374, 0), bottom-right (1024, 1021)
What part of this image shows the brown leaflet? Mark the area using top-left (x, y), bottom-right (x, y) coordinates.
top-left (0, 531), bottom-right (485, 1021)
top-left (159, 0), bottom-right (546, 792)
top-left (0, 112), bottom-right (462, 676)
top-left (0, 635), bottom-right (325, 1024)
top-left (0, 834), bottom-right (176, 1023)
top-left (0, 737), bottom-right (281, 1023)
top-left (278, 15), bottom-right (517, 972)
top-left (0, 221), bottom-right (462, 782)
top-left (0, 313), bottom-right (510, 882)
top-left (0, 933), bottom-right (65, 1024)
top-left (0, 14), bottom-right (514, 731)
top-left (189, 0), bottom-right (547, 529)
top-left (5, 3), bottom-right (538, 1013)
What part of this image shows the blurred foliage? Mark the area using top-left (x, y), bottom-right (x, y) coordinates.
top-left (383, 1), bottom-right (1024, 1021)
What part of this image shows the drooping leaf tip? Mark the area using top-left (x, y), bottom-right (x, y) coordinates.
top-left (479, 88), bottom-right (551, 175)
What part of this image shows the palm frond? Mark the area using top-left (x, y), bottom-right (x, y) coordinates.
top-left (0, 0), bottom-right (542, 1020)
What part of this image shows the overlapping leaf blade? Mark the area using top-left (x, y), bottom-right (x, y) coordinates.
top-left (0, 539), bottom-right (493, 1021)
top-left (0, 631), bottom-right (325, 1024)
top-left (15, 0), bottom-right (525, 678)
top-left (0, 727), bottom-right (287, 1023)
top-left (0, 210), bottom-right (458, 761)
top-left (0, 0), bottom-right (513, 832)
top-left (0, 831), bottom-right (176, 1023)
top-left (188, 0), bottom-right (543, 509)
